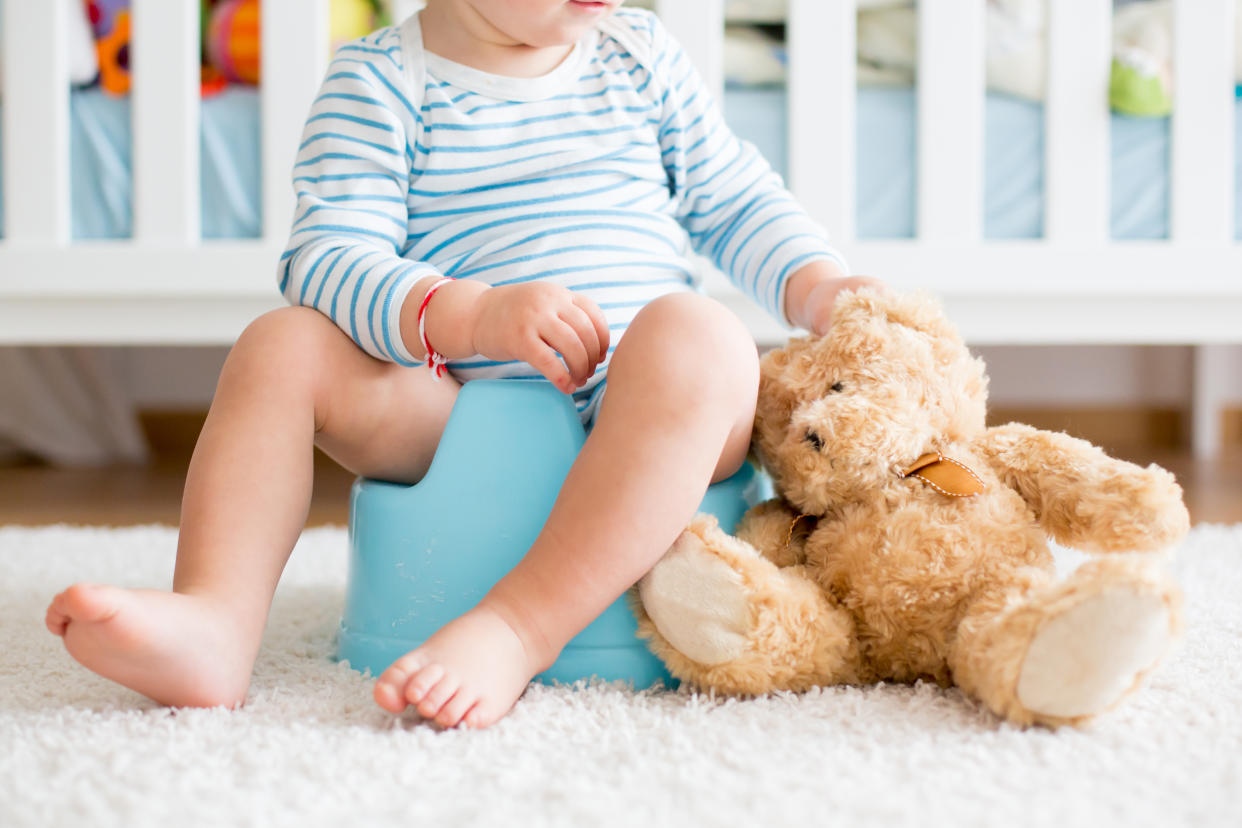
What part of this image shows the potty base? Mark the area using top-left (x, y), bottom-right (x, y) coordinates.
top-left (336, 380), bottom-right (769, 688)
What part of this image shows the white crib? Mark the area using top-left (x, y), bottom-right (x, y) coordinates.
top-left (1, 0), bottom-right (1238, 454)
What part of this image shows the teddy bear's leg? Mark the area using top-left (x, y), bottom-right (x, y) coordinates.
top-left (949, 556), bottom-right (1181, 727)
top-left (634, 514), bottom-right (862, 696)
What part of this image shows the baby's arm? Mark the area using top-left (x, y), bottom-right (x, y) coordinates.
top-left (279, 47), bottom-right (435, 367)
top-left (638, 15), bottom-right (876, 333)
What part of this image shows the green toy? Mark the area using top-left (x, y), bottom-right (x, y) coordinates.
top-left (1110, 54), bottom-right (1172, 118)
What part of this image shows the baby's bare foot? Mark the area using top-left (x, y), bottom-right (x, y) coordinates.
top-left (45, 584), bottom-right (253, 708)
top-left (373, 604), bottom-right (552, 729)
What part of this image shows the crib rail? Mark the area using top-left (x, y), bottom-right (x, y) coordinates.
top-left (787, 0), bottom-right (853, 245)
top-left (1172, 0), bottom-right (1236, 244)
top-left (0, 0), bottom-right (327, 343)
top-left (661, 0), bottom-right (1241, 311)
top-left (132, 0), bottom-right (200, 243)
top-left (1, 0), bottom-right (72, 245)
top-left (262, 0), bottom-right (329, 255)
top-left (0, 0), bottom-right (1239, 348)
top-left (1045, 0), bottom-right (1110, 243)
top-left (918, 0), bottom-right (984, 243)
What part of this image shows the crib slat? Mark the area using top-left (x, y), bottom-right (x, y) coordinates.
top-left (132, 0), bottom-right (201, 243)
top-left (261, 0), bottom-right (330, 243)
top-left (1, 0), bottom-right (71, 244)
top-left (1045, 0), bottom-right (1110, 244)
top-left (917, 0), bottom-right (985, 243)
top-left (1171, 0), bottom-right (1235, 244)
top-left (655, 0), bottom-right (725, 108)
top-left (788, 0), bottom-right (855, 246)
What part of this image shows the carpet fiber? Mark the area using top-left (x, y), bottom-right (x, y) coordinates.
top-left (2, 525), bottom-right (1239, 827)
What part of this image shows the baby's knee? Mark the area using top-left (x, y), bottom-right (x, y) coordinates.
top-left (235, 306), bottom-right (334, 351)
top-left (618, 293), bottom-right (759, 404)
top-left (224, 307), bottom-right (342, 393)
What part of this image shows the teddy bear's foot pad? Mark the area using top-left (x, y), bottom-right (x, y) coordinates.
top-left (639, 529), bottom-right (751, 666)
top-left (1016, 589), bottom-right (1172, 719)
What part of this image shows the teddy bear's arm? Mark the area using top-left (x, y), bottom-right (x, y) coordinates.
top-left (735, 498), bottom-right (810, 567)
top-left (977, 423), bottom-right (1189, 554)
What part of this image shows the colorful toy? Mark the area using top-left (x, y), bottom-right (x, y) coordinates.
top-left (332, 0), bottom-right (382, 54)
top-left (203, 0), bottom-right (381, 86)
top-left (86, 0), bottom-right (132, 95)
top-left (636, 289), bottom-right (1189, 727)
top-left (206, 0), bottom-right (262, 85)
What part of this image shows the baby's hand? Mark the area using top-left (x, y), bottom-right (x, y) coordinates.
top-left (801, 275), bottom-right (886, 337)
top-left (785, 261), bottom-right (887, 336)
top-left (470, 283), bottom-right (610, 394)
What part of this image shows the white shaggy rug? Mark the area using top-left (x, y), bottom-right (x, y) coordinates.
top-left (1, 525), bottom-right (1240, 828)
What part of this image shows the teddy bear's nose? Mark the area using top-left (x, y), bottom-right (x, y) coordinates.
top-left (804, 430), bottom-right (825, 452)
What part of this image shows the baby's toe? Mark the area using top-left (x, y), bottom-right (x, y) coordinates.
top-left (45, 603), bottom-right (68, 636)
top-left (373, 679), bottom-right (406, 713)
top-left (403, 663), bottom-right (445, 707)
top-left (463, 701), bottom-right (496, 730)
top-left (417, 674), bottom-right (460, 720)
top-left (373, 651), bottom-right (427, 713)
top-left (435, 689), bottom-right (476, 729)
top-left (56, 583), bottom-right (116, 622)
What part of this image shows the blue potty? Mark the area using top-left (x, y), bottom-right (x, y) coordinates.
top-left (337, 379), bottom-right (768, 688)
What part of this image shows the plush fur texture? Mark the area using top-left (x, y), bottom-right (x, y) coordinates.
top-left (635, 289), bottom-right (1190, 728)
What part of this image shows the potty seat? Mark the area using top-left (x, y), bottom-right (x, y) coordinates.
top-left (336, 379), bottom-right (769, 688)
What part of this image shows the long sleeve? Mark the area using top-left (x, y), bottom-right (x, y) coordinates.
top-left (278, 33), bottom-right (436, 365)
top-left (643, 15), bottom-right (848, 326)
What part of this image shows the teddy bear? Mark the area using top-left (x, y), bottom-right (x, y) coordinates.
top-left (635, 288), bottom-right (1190, 727)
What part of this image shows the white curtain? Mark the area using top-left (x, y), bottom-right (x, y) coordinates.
top-left (0, 347), bottom-right (149, 466)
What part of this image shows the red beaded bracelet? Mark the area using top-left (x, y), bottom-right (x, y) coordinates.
top-left (417, 277), bottom-right (455, 380)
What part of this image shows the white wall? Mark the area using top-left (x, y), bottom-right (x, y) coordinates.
top-left (975, 344), bottom-right (1198, 407)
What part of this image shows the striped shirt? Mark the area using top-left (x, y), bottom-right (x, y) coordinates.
top-left (279, 8), bottom-right (846, 419)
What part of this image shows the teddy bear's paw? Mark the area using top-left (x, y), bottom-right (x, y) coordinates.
top-left (638, 527), bottom-right (752, 666)
top-left (1015, 586), bottom-right (1174, 720)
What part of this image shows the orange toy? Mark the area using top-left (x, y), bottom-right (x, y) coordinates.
top-left (207, 0), bottom-right (262, 85)
top-left (95, 8), bottom-right (132, 96)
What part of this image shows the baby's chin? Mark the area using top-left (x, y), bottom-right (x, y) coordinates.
top-left (517, 2), bottom-right (617, 44)
top-left (521, 22), bottom-right (607, 48)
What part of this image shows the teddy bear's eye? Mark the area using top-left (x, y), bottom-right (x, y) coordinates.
top-left (829, 381), bottom-right (844, 393)
top-left (804, 430), bottom-right (825, 452)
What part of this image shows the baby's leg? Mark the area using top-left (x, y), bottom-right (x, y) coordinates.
top-left (45, 307), bottom-right (457, 707)
top-left (376, 293), bottom-right (759, 728)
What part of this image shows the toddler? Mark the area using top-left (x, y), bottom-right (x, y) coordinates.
top-left (46, 0), bottom-right (874, 729)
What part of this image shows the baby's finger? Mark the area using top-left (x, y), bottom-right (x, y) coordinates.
top-left (572, 294), bottom-right (610, 364)
top-left (559, 305), bottom-right (602, 368)
top-left (540, 319), bottom-right (592, 388)
top-left (524, 339), bottom-right (575, 394)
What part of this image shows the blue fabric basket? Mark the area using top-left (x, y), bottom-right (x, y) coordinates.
top-left (337, 379), bottom-right (769, 688)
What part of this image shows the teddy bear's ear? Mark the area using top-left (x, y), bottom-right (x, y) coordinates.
top-left (837, 288), bottom-right (963, 345)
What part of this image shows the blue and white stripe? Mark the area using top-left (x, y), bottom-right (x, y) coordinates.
top-left (279, 8), bottom-right (845, 419)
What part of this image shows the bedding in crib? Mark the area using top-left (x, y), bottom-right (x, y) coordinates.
top-left (3, 84), bottom-right (1237, 243)
top-left (0, 87), bottom-right (261, 240)
top-left (727, 85), bottom-right (1242, 240)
